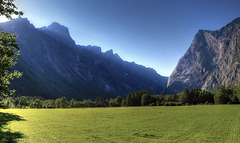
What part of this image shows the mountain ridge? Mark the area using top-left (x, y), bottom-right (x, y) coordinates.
top-left (0, 18), bottom-right (168, 99)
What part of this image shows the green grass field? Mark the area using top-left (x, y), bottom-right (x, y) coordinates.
top-left (1, 105), bottom-right (240, 143)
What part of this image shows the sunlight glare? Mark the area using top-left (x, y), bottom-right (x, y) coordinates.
top-left (0, 15), bottom-right (19, 23)
top-left (0, 16), bottom-right (9, 23)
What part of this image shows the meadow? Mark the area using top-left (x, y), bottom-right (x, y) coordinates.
top-left (1, 105), bottom-right (240, 143)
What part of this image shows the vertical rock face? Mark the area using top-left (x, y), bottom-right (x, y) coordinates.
top-left (0, 18), bottom-right (168, 99)
top-left (166, 17), bottom-right (240, 94)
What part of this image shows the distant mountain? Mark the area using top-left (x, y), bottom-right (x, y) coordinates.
top-left (166, 17), bottom-right (240, 94)
top-left (0, 18), bottom-right (168, 100)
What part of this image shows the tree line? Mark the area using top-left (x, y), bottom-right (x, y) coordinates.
top-left (1, 84), bottom-right (240, 109)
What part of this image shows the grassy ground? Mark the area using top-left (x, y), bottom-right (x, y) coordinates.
top-left (1, 105), bottom-right (240, 143)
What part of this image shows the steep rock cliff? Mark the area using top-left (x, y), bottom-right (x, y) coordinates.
top-left (166, 17), bottom-right (240, 94)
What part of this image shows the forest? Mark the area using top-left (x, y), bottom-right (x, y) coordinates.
top-left (1, 84), bottom-right (240, 109)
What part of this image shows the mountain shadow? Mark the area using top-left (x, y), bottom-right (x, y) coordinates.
top-left (0, 112), bottom-right (25, 143)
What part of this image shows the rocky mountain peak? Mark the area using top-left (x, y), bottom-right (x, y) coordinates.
top-left (39, 22), bottom-right (75, 46)
top-left (166, 17), bottom-right (240, 94)
top-left (46, 22), bottom-right (70, 37)
top-left (105, 49), bottom-right (114, 55)
top-left (103, 49), bottom-right (122, 61)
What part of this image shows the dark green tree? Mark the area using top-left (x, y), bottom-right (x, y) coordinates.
top-left (141, 94), bottom-right (150, 106)
top-left (182, 88), bottom-right (190, 104)
top-left (43, 99), bottom-right (55, 108)
top-left (121, 98), bottom-right (127, 107)
top-left (126, 93), bottom-right (132, 106)
top-left (190, 88), bottom-right (201, 104)
top-left (3, 97), bottom-right (14, 108)
top-left (214, 86), bottom-right (230, 104)
top-left (95, 96), bottom-right (105, 107)
top-left (109, 98), bottom-right (116, 107)
top-left (230, 94), bottom-right (239, 104)
top-left (201, 90), bottom-right (214, 104)
top-left (55, 98), bottom-right (61, 108)
top-left (104, 99), bottom-right (109, 107)
top-left (128, 90), bottom-right (149, 106)
top-left (18, 96), bottom-right (28, 108)
top-left (56, 96), bottom-right (68, 108)
top-left (30, 99), bottom-right (42, 108)
top-left (14, 96), bottom-right (19, 105)
top-left (69, 98), bottom-right (77, 108)
top-left (82, 99), bottom-right (96, 107)
top-left (115, 96), bottom-right (122, 107)
top-left (234, 84), bottom-right (240, 102)
top-left (149, 95), bottom-right (157, 106)
top-left (155, 94), bottom-right (164, 104)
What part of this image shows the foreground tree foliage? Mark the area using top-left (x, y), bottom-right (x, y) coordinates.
top-left (0, 0), bottom-right (23, 19)
top-left (0, 0), bottom-right (23, 101)
top-left (0, 0), bottom-right (23, 109)
top-left (0, 32), bottom-right (22, 96)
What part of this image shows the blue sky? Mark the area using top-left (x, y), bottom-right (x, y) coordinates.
top-left (2, 0), bottom-right (240, 76)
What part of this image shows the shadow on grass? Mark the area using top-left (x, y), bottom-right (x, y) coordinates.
top-left (0, 112), bottom-right (25, 143)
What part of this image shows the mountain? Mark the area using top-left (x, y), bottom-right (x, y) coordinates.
top-left (166, 17), bottom-right (240, 94)
top-left (0, 18), bottom-right (168, 100)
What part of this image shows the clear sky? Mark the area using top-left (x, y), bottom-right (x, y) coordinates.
top-left (1, 0), bottom-right (240, 76)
